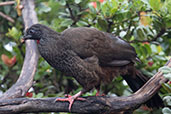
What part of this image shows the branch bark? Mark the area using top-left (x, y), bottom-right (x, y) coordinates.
top-left (0, 11), bottom-right (14, 23)
top-left (0, 1), bottom-right (15, 6)
top-left (0, 0), bottom-right (170, 113)
top-left (129, 28), bottom-right (166, 43)
top-left (0, 0), bottom-right (39, 100)
top-left (0, 59), bottom-right (170, 114)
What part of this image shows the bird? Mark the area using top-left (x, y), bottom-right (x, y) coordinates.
top-left (23, 24), bottom-right (163, 111)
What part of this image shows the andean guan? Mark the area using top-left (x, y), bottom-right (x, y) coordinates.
top-left (23, 24), bottom-right (163, 111)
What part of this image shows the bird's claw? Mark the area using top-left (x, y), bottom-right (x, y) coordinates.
top-left (55, 95), bottom-right (86, 111)
top-left (96, 91), bottom-right (106, 96)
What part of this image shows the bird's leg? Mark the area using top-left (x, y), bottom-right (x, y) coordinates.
top-left (96, 89), bottom-right (100, 96)
top-left (55, 91), bottom-right (86, 111)
top-left (95, 88), bottom-right (105, 96)
top-left (95, 86), bottom-right (102, 96)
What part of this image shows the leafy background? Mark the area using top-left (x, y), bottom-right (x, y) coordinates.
top-left (0, 0), bottom-right (171, 114)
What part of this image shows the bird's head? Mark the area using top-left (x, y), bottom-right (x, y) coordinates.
top-left (23, 24), bottom-right (59, 44)
top-left (23, 24), bottom-right (44, 43)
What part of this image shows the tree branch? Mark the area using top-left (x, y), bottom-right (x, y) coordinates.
top-left (0, 11), bottom-right (14, 23)
top-left (66, 2), bottom-right (75, 21)
top-left (0, 58), bottom-right (170, 114)
top-left (129, 28), bottom-right (166, 43)
top-left (66, 2), bottom-right (82, 26)
top-left (0, 0), bottom-right (170, 113)
top-left (0, 1), bottom-right (15, 6)
top-left (0, 0), bottom-right (39, 100)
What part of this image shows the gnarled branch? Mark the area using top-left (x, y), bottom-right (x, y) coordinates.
top-left (0, 0), bottom-right (170, 113)
top-left (0, 0), bottom-right (39, 100)
top-left (0, 59), bottom-right (170, 114)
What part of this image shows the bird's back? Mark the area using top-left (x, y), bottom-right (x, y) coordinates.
top-left (61, 27), bottom-right (137, 67)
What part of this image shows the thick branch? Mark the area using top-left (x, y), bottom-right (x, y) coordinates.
top-left (0, 0), bottom-right (39, 100)
top-left (0, 59), bottom-right (170, 114)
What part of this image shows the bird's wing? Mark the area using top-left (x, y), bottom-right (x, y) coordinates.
top-left (61, 27), bottom-right (137, 66)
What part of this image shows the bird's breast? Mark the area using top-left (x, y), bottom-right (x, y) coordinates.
top-left (38, 45), bottom-right (76, 75)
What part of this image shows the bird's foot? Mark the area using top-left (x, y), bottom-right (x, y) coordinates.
top-left (64, 94), bottom-right (86, 101)
top-left (55, 91), bottom-right (86, 111)
top-left (96, 90), bottom-right (105, 96)
top-left (96, 91), bottom-right (100, 96)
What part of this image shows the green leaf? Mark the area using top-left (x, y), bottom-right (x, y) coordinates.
top-left (36, 93), bottom-right (44, 98)
top-left (75, 0), bottom-right (82, 4)
top-left (151, 44), bottom-right (158, 53)
top-left (164, 73), bottom-right (171, 80)
top-left (140, 0), bottom-right (150, 5)
top-left (144, 44), bottom-right (152, 54)
top-left (140, 46), bottom-right (148, 58)
top-left (159, 66), bottom-right (171, 74)
top-left (163, 96), bottom-right (171, 106)
top-left (162, 107), bottom-right (171, 114)
top-left (165, 18), bottom-right (171, 28)
top-left (38, 3), bottom-right (51, 14)
top-left (110, 0), bottom-right (118, 16)
top-left (60, 19), bottom-right (73, 27)
top-left (76, 21), bottom-right (88, 27)
top-left (101, 2), bottom-right (108, 17)
top-left (59, 0), bottom-right (66, 6)
top-left (97, 18), bottom-right (108, 31)
top-left (3, 6), bottom-right (11, 14)
top-left (137, 28), bottom-right (145, 39)
top-left (110, 7), bottom-right (118, 16)
top-left (157, 45), bottom-right (162, 53)
top-left (101, 1), bottom-right (112, 17)
top-left (149, 0), bottom-right (161, 11)
top-left (96, 1), bottom-right (101, 11)
top-left (162, 83), bottom-right (171, 93)
top-left (88, 5), bottom-right (96, 14)
top-left (154, 55), bottom-right (166, 61)
top-left (159, 66), bottom-right (171, 80)
top-left (6, 27), bottom-right (21, 39)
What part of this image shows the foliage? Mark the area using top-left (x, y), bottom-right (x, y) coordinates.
top-left (0, 0), bottom-right (171, 114)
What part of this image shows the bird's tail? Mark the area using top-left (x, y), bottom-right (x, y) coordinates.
top-left (122, 69), bottom-right (164, 108)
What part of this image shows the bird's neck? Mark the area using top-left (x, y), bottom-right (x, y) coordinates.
top-left (39, 30), bottom-right (60, 45)
top-left (37, 40), bottom-right (40, 44)
top-left (37, 32), bottom-right (67, 58)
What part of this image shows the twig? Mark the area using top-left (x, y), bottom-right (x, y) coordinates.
top-left (0, 1), bottom-right (15, 6)
top-left (0, 12), bottom-right (14, 23)
top-left (114, 14), bottom-right (137, 26)
top-left (86, 16), bottom-right (97, 27)
top-left (66, 2), bottom-right (82, 26)
top-left (66, 3), bottom-right (75, 22)
top-left (129, 28), bottom-right (166, 43)
top-left (106, 19), bottom-right (114, 32)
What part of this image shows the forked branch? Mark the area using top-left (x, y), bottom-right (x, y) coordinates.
top-left (0, 59), bottom-right (170, 114)
top-left (0, 0), bottom-right (39, 100)
top-left (0, 0), bottom-right (169, 114)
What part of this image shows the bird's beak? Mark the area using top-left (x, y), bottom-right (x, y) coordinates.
top-left (21, 34), bottom-right (32, 43)
top-left (23, 34), bottom-right (32, 40)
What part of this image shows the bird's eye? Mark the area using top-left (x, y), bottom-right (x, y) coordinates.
top-left (29, 29), bottom-right (35, 34)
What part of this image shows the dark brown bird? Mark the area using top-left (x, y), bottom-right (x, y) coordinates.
top-left (23, 24), bottom-right (163, 111)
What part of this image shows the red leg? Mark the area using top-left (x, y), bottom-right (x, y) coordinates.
top-left (96, 89), bottom-right (100, 96)
top-left (55, 91), bottom-right (86, 111)
top-left (95, 89), bottom-right (105, 96)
